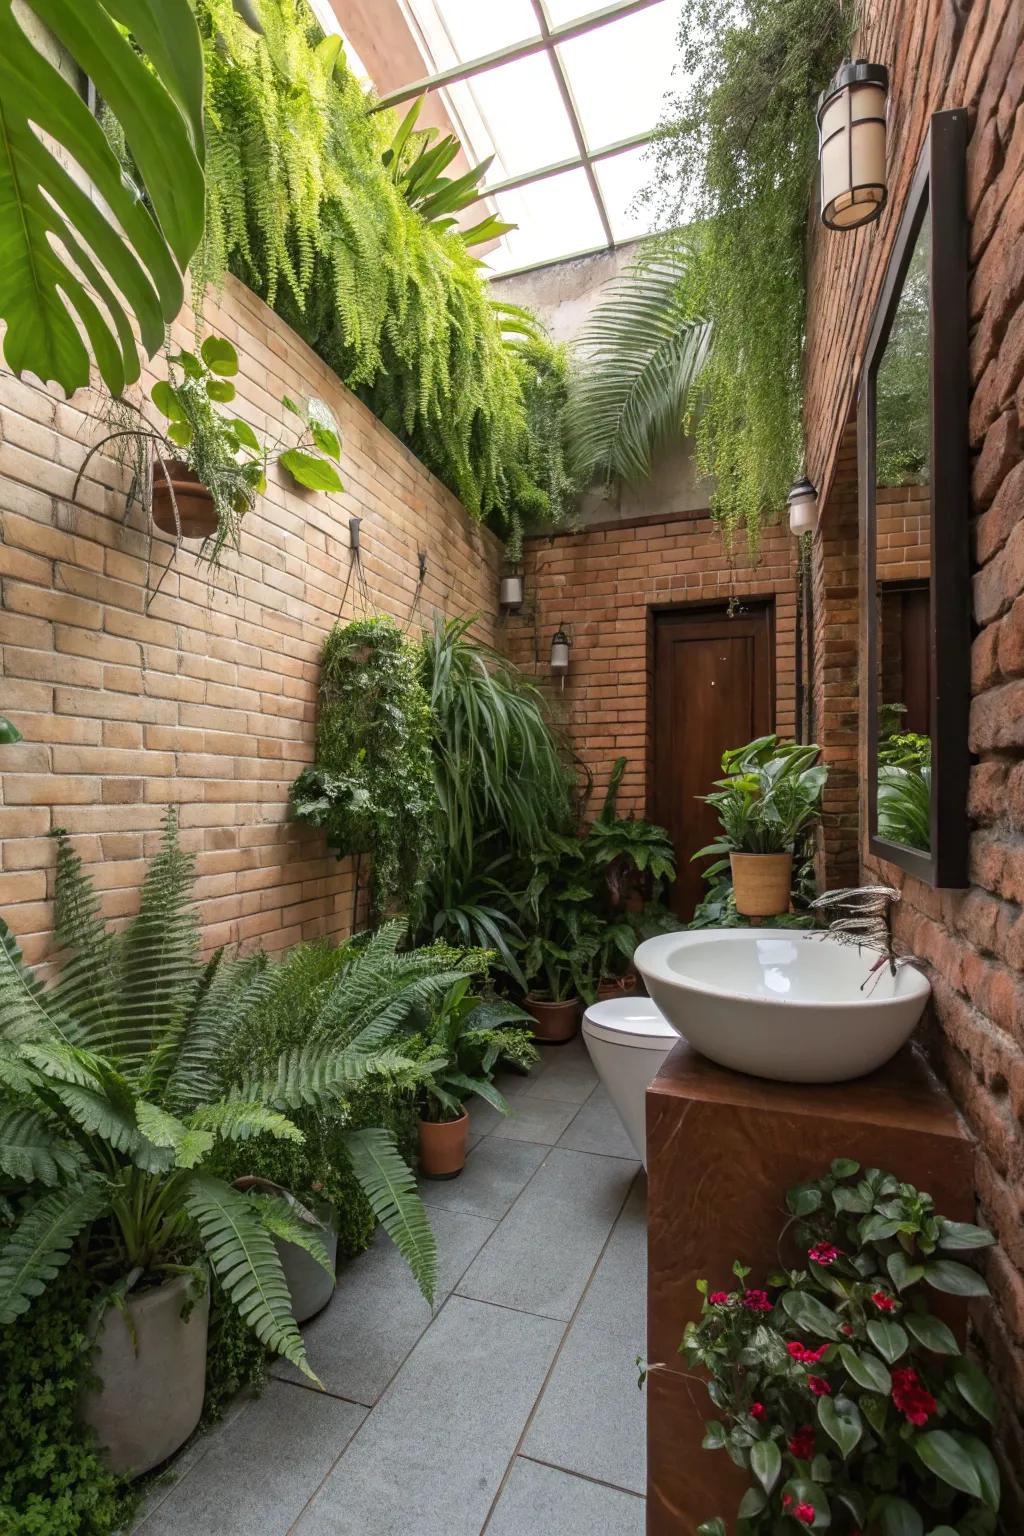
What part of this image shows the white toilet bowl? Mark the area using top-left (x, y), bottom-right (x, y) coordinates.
top-left (581, 998), bottom-right (680, 1166)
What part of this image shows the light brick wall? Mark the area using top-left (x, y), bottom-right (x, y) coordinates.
top-left (0, 276), bottom-right (502, 964)
top-left (806, 2), bottom-right (1024, 1509)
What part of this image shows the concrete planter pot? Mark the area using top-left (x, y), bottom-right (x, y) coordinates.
top-left (80, 1272), bottom-right (209, 1477)
top-left (419, 1110), bottom-right (469, 1180)
top-left (730, 851), bottom-right (793, 917)
top-left (524, 993), bottom-right (581, 1044)
top-left (278, 1209), bottom-right (339, 1323)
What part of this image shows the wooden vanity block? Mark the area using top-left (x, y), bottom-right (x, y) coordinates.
top-left (645, 1041), bottom-right (973, 1536)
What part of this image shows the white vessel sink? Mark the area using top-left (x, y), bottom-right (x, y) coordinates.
top-left (634, 929), bottom-right (931, 1084)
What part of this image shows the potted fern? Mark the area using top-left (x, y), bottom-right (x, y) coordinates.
top-left (0, 815), bottom-right (436, 1477)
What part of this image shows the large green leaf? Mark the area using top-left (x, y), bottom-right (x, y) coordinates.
top-left (343, 1126), bottom-right (437, 1305)
top-left (0, 1179), bottom-right (105, 1323)
top-left (914, 1430), bottom-right (983, 1498)
top-left (0, 0), bottom-right (205, 396)
top-left (0, 1104), bottom-right (83, 1185)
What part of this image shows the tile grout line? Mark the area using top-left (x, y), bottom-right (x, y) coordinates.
top-left (476, 1165), bottom-right (644, 1536)
top-left (517, 1451), bottom-right (647, 1503)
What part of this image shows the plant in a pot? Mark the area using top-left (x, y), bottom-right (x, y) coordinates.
top-left (406, 977), bottom-right (538, 1178)
top-left (693, 736), bottom-right (826, 918)
top-left (517, 835), bottom-right (604, 1042)
top-left (232, 1177), bottom-right (337, 1325)
top-left (679, 1158), bottom-right (1001, 1536)
top-left (0, 818), bottom-right (432, 1477)
top-left (584, 757), bottom-right (678, 916)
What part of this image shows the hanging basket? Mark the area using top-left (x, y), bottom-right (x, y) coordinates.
top-left (151, 455), bottom-right (218, 539)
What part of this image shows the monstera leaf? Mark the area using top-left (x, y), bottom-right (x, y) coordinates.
top-left (0, 0), bottom-right (205, 397)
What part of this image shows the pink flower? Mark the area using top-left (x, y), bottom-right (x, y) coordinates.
top-left (741, 1288), bottom-right (773, 1312)
top-left (871, 1290), bottom-right (896, 1312)
top-left (788, 1424), bottom-right (815, 1459)
top-left (795, 1503), bottom-right (816, 1526)
top-left (750, 1401), bottom-right (767, 1420)
top-left (708, 1290), bottom-right (731, 1305)
top-left (808, 1242), bottom-right (841, 1266)
top-left (807, 1376), bottom-right (832, 1397)
top-left (891, 1366), bottom-right (937, 1427)
top-left (841, 1323), bottom-right (854, 1336)
top-left (782, 1493), bottom-right (794, 1510)
top-left (786, 1341), bottom-right (828, 1364)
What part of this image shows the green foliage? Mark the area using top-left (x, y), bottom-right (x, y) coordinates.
top-left (406, 976), bottom-right (537, 1123)
top-left (0, 0), bottom-right (204, 398)
top-left (290, 618), bottom-right (437, 916)
top-left (192, 0), bottom-right (569, 540)
top-left (382, 95), bottom-right (513, 248)
top-left (642, 0), bottom-right (854, 548)
top-left (878, 765), bottom-right (932, 854)
top-left (517, 835), bottom-right (605, 1004)
top-left (876, 226), bottom-right (930, 488)
top-left (0, 1261), bottom-right (137, 1534)
top-left (684, 1161), bottom-right (1000, 1535)
top-left (499, 336), bottom-right (585, 557)
top-left (279, 395), bottom-right (344, 493)
top-left (693, 735), bottom-right (826, 860)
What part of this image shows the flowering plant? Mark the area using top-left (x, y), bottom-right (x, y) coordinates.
top-left (684, 1160), bottom-right (1000, 1536)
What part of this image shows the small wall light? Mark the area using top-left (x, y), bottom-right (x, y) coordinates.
top-left (500, 570), bottom-right (524, 611)
top-left (817, 59), bottom-right (889, 232)
top-left (787, 476), bottom-right (819, 536)
top-left (550, 623), bottom-right (571, 688)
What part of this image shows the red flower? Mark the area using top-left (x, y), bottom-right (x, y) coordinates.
top-left (807, 1376), bottom-right (832, 1397)
top-left (795, 1503), bottom-right (816, 1526)
top-left (750, 1401), bottom-right (767, 1420)
top-left (788, 1424), bottom-right (815, 1459)
top-left (871, 1291), bottom-right (896, 1312)
top-left (708, 1291), bottom-right (731, 1305)
top-left (782, 1493), bottom-right (794, 1510)
top-left (808, 1242), bottom-right (841, 1266)
top-left (786, 1341), bottom-right (828, 1364)
top-left (741, 1288), bottom-right (773, 1312)
top-left (891, 1366), bottom-right (937, 1426)
top-left (841, 1323), bottom-right (854, 1336)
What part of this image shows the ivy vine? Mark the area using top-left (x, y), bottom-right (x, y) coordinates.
top-left (290, 617), bottom-right (436, 916)
top-left (642, 0), bottom-right (855, 549)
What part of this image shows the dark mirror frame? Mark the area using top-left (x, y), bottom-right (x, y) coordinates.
top-left (859, 108), bottom-right (970, 887)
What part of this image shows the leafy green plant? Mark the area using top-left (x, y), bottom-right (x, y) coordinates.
top-left (291, 617), bottom-right (437, 916)
top-left (641, 0), bottom-right (854, 547)
top-left (279, 395), bottom-right (344, 493)
top-left (0, 815), bottom-right (437, 1377)
top-left (683, 1159), bottom-right (1000, 1536)
top-left (0, 716), bottom-right (22, 745)
top-left (0, 0), bottom-right (205, 398)
top-left (878, 765), bottom-right (932, 854)
top-left (567, 240), bottom-right (713, 486)
top-left (693, 736), bottom-right (826, 863)
top-left (416, 855), bottom-right (526, 988)
top-left (585, 813), bottom-right (677, 896)
top-left (382, 94), bottom-right (513, 249)
top-left (407, 977), bottom-right (537, 1125)
top-left (518, 835), bottom-right (604, 1004)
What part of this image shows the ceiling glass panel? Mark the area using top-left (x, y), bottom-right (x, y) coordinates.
top-left (595, 143), bottom-right (656, 242)
top-left (399, 0), bottom-right (538, 66)
top-left (482, 169), bottom-right (607, 273)
top-left (445, 53), bottom-right (577, 180)
top-left (555, 2), bottom-right (681, 147)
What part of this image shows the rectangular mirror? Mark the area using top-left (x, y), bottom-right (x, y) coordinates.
top-left (859, 109), bottom-right (970, 887)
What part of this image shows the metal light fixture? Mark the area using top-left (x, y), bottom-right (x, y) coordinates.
top-left (787, 476), bottom-right (819, 536)
top-left (550, 623), bottom-right (571, 689)
top-left (499, 570), bottom-right (524, 611)
top-left (817, 60), bottom-right (889, 231)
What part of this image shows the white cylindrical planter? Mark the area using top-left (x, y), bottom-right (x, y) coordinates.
top-left (81, 1273), bottom-right (209, 1477)
top-left (278, 1220), bottom-right (338, 1323)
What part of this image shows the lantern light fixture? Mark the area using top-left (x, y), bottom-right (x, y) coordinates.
top-left (817, 59), bottom-right (889, 232)
top-left (499, 570), bottom-right (524, 611)
top-left (550, 623), bottom-right (571, 688)
top-left (787, 476), bottom-right (819, 536)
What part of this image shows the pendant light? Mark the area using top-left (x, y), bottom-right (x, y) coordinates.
top-left (787, 476), bottom-right (819, 536)
top-left (817, 60), bottom-right (889, 231)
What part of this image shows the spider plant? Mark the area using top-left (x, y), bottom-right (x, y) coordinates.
top-left (0, 816), bottom-right (438, 1380)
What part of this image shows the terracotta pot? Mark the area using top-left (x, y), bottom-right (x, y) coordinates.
top-left (80, 1272), bottom-right (209, 1477)
top-left (419, 1110), bottom-right (469, 1180)
top-left (730, 851), bottom-right (793, 917)
top-left (596, 971), bottom-right (640, 1002)
top-left (524, 993), bottom-right (581, 1044)
top-left (151, 456), bottom-right (218, 539)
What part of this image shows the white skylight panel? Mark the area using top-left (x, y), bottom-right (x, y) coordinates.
top-left (482, 169), bottom-right (607, 272)
top-left (400, 0), bottom-right (538, 67)
top-left (447, 52), bottom-right (577, 181)
top-left (555, 2), bottom-right (681, 148)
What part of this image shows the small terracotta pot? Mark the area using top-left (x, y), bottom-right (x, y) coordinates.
top-left (596, 971), bottom-right (640, 1002)
top-left (524, 993), bottom-right (581, 1044)
top-left (151, 456), bottom-right (218, 539)
top-left (419, 1110), bottom-right (469, 1180)
top-left (730, 851), bottom-right (793, 917)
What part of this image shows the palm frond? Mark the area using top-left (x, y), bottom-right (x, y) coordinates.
top-left (0, 1180), bottom-right (106, 1324)
top-left (343, 1127), bottom-right (437, 1304)
top-left (0, 1105), bottom-right (85, 1186)
top-left (567, 241), bottom-right (713, 485)
top-left (185, 1175), bottom-right (316, 1381)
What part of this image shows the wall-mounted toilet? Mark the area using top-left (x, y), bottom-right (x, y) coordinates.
top-left (581, 997), bottom-right (680, 1166)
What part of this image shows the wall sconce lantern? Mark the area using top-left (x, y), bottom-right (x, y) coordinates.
top-left (550, 623), bottom-right (571, 688)
top-left (499, 570), bottom-right (524, 611)
top-left (787, 476), bottom-right (819, 536)
top-left (817, 59), bottom-right (889, 231)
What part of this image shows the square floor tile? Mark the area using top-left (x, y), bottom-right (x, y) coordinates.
top-left (557, 1085), bottom-right (638, 1159)
top-left (486, 1457), bottom-right (645, 1535)
top-left (420, 1137), bottom-right (547, 1222)
top-left (489, 1097), bottom-right (580, 1145)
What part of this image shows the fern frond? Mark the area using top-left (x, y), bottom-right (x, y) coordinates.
top-left (0, 1106), bottom-right (85, 1186)
top-left (234, 1044), bottom-right (421, 1112)
top-left (135, 1101), bottom-right (214, 1170)
top-left (0, 919), bottom-right (81, 1051)
top-left (166, 953), bottom-right (273, 1113)
top-left (184, 1175), bottom-right (317, 1382)
top-left (246, 1191), bottom-right (334, 1277)
top-left (189, 1100), bottom-right (304, 1145)
top-left (0, 1180), bottom-right (106, 1324)
top-left (48, 829), bottom-right (118, 1050)
top-left (343, 1127), bottom-right (436, 1304)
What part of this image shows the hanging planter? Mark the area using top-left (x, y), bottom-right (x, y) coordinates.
top-left (150, 456), bottom-right (218, 539)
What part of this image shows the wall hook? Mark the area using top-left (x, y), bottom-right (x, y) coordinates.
top-left (418, 549), bottom-right (428, 583)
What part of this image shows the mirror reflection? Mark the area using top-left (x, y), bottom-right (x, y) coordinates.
top-left (873, 216), bottom-right (932, 852)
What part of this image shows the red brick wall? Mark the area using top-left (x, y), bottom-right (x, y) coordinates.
top-left (806, 2), bottom-right (1024, 1509)
top-left (504, 512), bottom-right (798, 818)
top-left (0, 276), bottom-right (502, 964)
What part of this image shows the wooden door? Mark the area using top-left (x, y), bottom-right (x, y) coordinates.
top-left (652, 606), bottom-right (774, 919)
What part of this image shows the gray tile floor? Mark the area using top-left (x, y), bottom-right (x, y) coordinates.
top-left (134, 1037), bottom-right (647, 1535)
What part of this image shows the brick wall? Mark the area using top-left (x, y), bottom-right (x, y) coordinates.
top-left (0, 275), bottom-right (502, 964)
top-left (504, 512), bottom-right (798, 818)
top-left (805, 1), bottom-right (1024, 1510)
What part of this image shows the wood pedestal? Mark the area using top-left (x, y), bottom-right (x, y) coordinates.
top-left (645, 1041), bottom-right (973, 1536)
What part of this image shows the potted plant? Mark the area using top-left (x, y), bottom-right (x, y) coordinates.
top-left (233, 1178), bottom-right (337, 1324)
top-left (518, 836), bottom-right (603, 1042)
top-left (584, 759), bottom-right (677, 914)
top-left (408, 978), bottom-right (538, 1178)
top-left (0, 817), bottom-right (433, 1476)
top-left (693, 736), bottom-right (826, 918)
top-left (679, 1159), bottom-right (1001, 1536)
